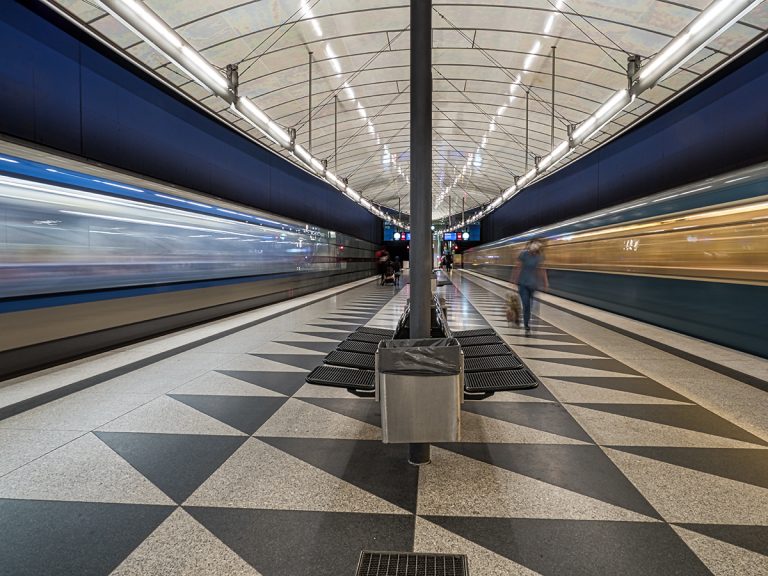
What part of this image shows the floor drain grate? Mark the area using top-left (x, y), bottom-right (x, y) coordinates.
top-left (356, 551), bottom-right (469, 576)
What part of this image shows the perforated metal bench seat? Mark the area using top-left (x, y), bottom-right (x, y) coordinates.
top-left (324, 350), bottom-right (376, 370)
top-left (348, 331), bottom-right (393, 343)
top-left (455, 334), bottom-right (504, 346)
top-left (337, 339), bottom-right (379, 354)
top-left (460, 343), bottom-right (512, 358)
top-left (464, 368), bottom-right (538, 392)
top-left (355, 327), bottom-right (395, 336)
top-left (306, 365), bottom-right (375, 391)
top-left (464, 354), bottom-right (524, 372)
top-left (452, 328), bottom-right (496, 338)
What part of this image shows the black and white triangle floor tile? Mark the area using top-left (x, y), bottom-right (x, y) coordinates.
top-left (2, 277), bottom-right (766, 575)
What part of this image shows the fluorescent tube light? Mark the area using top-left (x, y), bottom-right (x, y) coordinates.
top-left (572, 116), bottom-right (597, 140)
top-left (238, 96), bottom-right (269, 125)
top-left (294, 144), bottom-right (312, 164)
top-left (595, 89), bottom-right (628, 120)
top-left (180, 46), bottom-right (228, 90)
top-left (640, 35), bottom-right (690, 81)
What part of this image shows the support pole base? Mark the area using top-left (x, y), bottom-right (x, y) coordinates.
top-left (408, 443), bottom-right (431, 466)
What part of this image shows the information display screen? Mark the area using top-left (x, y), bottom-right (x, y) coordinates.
top-left (383, 223), bottom-right (410, 241)
top-left (443, 232), bottom-right (457, 241)
top-left (458, 224), bottom-right (480, 241)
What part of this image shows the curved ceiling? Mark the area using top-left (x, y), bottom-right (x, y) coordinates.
top-left (52, 0), bottom-right (768, 221)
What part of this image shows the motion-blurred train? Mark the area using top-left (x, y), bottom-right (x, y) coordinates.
top-left (464, 163), bottom-right (768, 359)
top-left (0, 150), bottom-right (376, 379)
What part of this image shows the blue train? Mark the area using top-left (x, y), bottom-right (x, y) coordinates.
top-left (0, 149), bottom-right (377, 379)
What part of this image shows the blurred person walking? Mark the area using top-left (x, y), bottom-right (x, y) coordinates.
top-left (375, 247), bottom-right (389, 284)
top-left (511, 239), bottom-right (548, 333)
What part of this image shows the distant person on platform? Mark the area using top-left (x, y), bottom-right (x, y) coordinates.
top-left (393, 256), bottom-right (402, 286)
top-left (511, 239), bottom-right (548, 334)
top-left (445, 252), bottom-right (453, 272)
top-left (375, 247), bottom-right (389, 283)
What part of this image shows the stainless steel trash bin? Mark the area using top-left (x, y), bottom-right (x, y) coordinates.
top-left (376, 338), bottom-right (463, 443)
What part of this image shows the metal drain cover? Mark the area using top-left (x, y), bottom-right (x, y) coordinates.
top-left (356, 551), bottom-right (469, 575)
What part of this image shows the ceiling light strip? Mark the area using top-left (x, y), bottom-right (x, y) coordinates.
top-left (447, 0), bottom-right (763, 231)
top-left (97, 0), bottom-right (400, 226)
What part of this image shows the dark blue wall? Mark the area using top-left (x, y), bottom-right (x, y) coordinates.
top-left (0, 1), bottom-right (381, 242)
top-left (482, 39), bottom-right (768, 240)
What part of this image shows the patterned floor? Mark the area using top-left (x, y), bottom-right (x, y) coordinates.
top-left (0, 273), bottom-right (766, 576)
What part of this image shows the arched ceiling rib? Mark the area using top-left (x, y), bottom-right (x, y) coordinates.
top-left (53, 0), bottom-right (768, 220)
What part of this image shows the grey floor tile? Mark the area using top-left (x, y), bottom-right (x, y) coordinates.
top-left (672, 525), bottom-right (768, 576)
top-left (461, 401), bottom-right (594, 443)
top-left (437, 443), bottom-right (660, 519)
top-left (95, 431), bottom-right (247, 503)
top-left (674, 523), bottom-right (768, 558)
top-left (97, 396), bottom-right (244, 436)
top-left (0, 433), bottom-right (174, 505)
top-left (608, 446), bottom-right (768, 490)
top-left (571, 404), bottom-right (767, 446)
top-left (260, 436), bottom-right (419, 512)
top-left (604, 447), bottom-right (768, 525)
top-left (110, 508), bottom-right (262, 576)
top-left (184, 438), bottom-right (406, 514)
top-left (169, 395), bottom-right (288, 435)
top-left (254, 398), bottom-right (381, 440)
top-left (0, 391), bottom-right (155, 432)
top-left (417, 447), bottom-right (656, 521)
top-left (249, 354), bottom-right (321, 371)
top-left (215, 371), bottom-right (307, 396)
top-left (566, 404), bottom-right (763, 448)
top-left (0, 429), bottom-right (83, 476)
top-left (186, 507), bottom-right (414, 576)
top-left (0, 499), bottom-right (174, 576)
top-left (414, 516), bottom-right (539, 576)
top-left (170, 371), bottom-right (286, 397)
top-left (425, 516), bottom-right (710, 576)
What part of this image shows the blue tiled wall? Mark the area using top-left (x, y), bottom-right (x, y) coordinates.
top-left (0, 1), bottom-right (381, 242)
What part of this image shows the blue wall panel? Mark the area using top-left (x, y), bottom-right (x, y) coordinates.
top-left (484, 40), bottom-right (768, 240)
top-left (0, 1), bottom-right (380, 242)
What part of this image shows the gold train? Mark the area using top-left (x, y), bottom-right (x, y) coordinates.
top-left (465, 196), bottom-right (768, 286)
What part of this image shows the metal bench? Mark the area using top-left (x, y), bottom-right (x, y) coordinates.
top-left (355, 327), bottom-right (395, 336)
top-left (306, 365), bottom-right (375, 391)
top-left (464, 368), bottom-right (539, 392)
top-left (324, 350), bottom-right (376, 370)
top-left (337, 339), bottom-right (378, 354)
top-left (455, 334), bottom-right (504, 346)
top-left (348, 331), bottom-right (393, 343)
top-left (452, 328), bottom-right (497, 338)
top-left (464, 354), bottom-right (524, 372)
top-left (460, 343), bottom-right (513, 358)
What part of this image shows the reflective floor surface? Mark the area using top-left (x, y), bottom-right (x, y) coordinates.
top-left (0, 272), bottom-right (766, 575)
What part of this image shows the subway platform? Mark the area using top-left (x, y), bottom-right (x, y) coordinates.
top-left (0, 272), bottom-right (766, 576)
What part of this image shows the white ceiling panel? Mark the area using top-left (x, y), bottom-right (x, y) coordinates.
top-left (52, 0), bottom-right (767, 220)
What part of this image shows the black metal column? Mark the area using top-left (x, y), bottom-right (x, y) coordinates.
top-left (409, 0), bottom-right (432, 466)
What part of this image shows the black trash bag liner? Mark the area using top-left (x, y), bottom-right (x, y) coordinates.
top-left (377, 338), bottom-right (461, 375)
